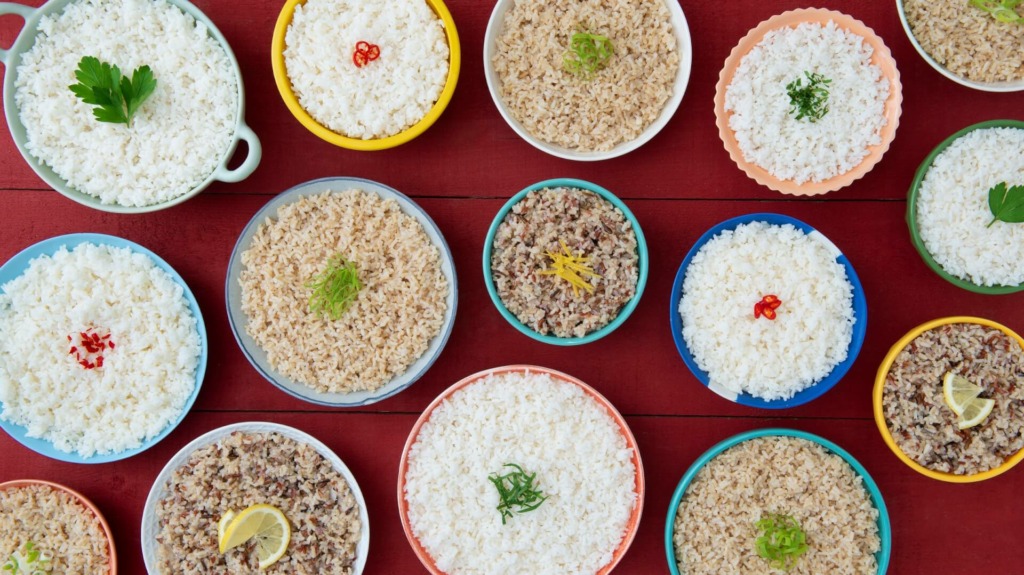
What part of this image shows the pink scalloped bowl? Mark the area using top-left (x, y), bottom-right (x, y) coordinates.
top-left (397, 365), bottom-right (645, 574)
top-left (714, 8), bottom-right (903, 196)
top-left (0, 479), bottom-right (118, 574)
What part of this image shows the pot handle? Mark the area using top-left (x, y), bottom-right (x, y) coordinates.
top-left (0, 3), bottom-right (35, 66)
top-left (213, 123), bottom-right (261, 183)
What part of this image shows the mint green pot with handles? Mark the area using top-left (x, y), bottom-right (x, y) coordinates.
top-left (0, 0), bottom-right (261, 213)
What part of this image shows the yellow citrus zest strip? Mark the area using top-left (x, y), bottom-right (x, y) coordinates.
top-left (539, 239), bottom-right (601, 297)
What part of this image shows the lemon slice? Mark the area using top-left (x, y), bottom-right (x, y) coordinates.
top-left (217, 510), bottom-right (236, 545)
top-left (942, 372), bottom-right (983, 416)
top-left (958, 397), bottom-right (996, 430)
top-left (218, 504), bottom-right (291, 569)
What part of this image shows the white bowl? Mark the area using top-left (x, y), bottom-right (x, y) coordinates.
top-left (896, 0), bottom-right (1024, 92)
top-left (141, 421), bottom-right (370, 574)
top-left (483, 0), bottom-right (692, 161)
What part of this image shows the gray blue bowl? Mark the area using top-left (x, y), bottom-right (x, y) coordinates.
top-left (482, 178), bottom-right (649, 345)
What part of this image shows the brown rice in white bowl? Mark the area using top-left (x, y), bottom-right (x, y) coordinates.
top-left (141, 422), bottom-right (369, 574)
top-left (485, 0), bottom-right (691, 160)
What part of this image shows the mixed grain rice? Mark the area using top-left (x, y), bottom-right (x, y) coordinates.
top-left (673, 436), bottom-right (880, 575)
top-left (883, 323), bottom-right (1024, 475)
top-left (239, 190), bottom-right (448, 394)
top-left (493, 0), bottom-right (679, 152)
top-left (491, 188), bottom-right (638, 338)
top-left (155, 431), bottom-right (361, 573)
top-left (0, 483), bottom-right (110, 574)
top-left (904, 0), bottom-right (1024, 83)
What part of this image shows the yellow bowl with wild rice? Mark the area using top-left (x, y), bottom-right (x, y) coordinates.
top-left (873, 316), bottom-right (1024, 483)
top-left (271, 0), bottom-right (461, 150)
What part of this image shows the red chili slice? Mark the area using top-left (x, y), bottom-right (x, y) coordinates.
top-left (366, 44), bottom-right (380, 60)
top-left (355, 40), bottom-right (370, 52)
top-left (353, 51), bottom-right (368, 68)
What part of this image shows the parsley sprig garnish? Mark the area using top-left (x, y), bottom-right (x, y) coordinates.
top-left (488, 463), bottom-right (547, 524)
top-left (786, 71), bottom-right (831, 123)
top-left (970, 0), bottom-right (1024, 24)
top-left (754, 514), bottom-right (808, 571)
top-left (69, 56), bottom-right (157, 127)
top-left (987, 181), bottom-right (1024, 227)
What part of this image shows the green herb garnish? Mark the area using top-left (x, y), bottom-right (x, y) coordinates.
top-left (562, 26), bottom-right (614, 80)
top-left (970, 0), bottom-right (1024, 24)
top-left (488, 463), bottom-right (547, 524)
top-left (754, 514), bottom-right (808, 571)
top-left (785, 71), bottom-right (831, 122)
top-left (306, 254), bottom-right (362, 320)
top-left (986, 181), bottom-right (1024, 227)
top-left (3, 541), bottom-right (53, 575)
top-left (69, 56), bottom-right (157, 127)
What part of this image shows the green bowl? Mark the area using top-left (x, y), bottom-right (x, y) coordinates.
top-left (906, 119), bottom-right (1024, 294)
top-left (0, 0), bottom-right (261, 213)
top-left (664, 428), bottom-right (892, 574)
top-left (482, 178), bottom-right (649, 346)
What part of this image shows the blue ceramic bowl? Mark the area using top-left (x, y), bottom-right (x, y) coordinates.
top-left (483, 178), bottom-right (649, 346)
top-left (669, 213), bottom-right (867, 408)
top-left (664, 428), bottom-right (891, 574)
top-left (225, 177), bottom-right (458, 407)
top-left (0, 233), bottom-right (208, 463)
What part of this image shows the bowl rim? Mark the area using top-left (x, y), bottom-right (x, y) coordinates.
top-left (713, 7), bottom-right (903, 195)
top-left (0, 0), bottom-right (260, 214)
top-left (669, 213), bottom-right (868, 409)
top-left (0, 479), bottom-right (119, 574)
top-left (224, 176), bottom-right (458, 407)
top-left (0, 233), bottom-right (208, 463)
top-left (872, 315), bottom-right (1024, 483)
top-left (895, 0), bottom-right (1024, 93)
top-left (270, 0), bottom-right (461, 151)
top-left (662, 428), bottom-right (891, 575)
top-left (481, 178), bottom-right (649, 346)
top-left (482, 0), bottom-right (693, 161)
top-left (139, 421), bottom-right (370, 574)
top-left (396, 364), bottom-right (645, 575)
top-left (905, 119), bottom-right (1024, 294)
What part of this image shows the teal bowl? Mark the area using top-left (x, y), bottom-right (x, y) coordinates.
top-left (482, 178), bottom-right (648, 345)
top-left (0, 0), bottom-right (260, 213)
top-left (906, 119), bottom-right (1024, 294)
top-left (664, 428), bottom-right (891, 574)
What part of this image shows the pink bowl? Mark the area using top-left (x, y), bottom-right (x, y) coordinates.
top-left (397, 365), bottom-right (645, 574)
top-left (0, 479), bottom-right (118, 574)
top-left (714, 8), bottom-right (903, 195)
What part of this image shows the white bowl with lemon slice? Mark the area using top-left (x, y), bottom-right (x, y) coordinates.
top-left (141, 422), bottom-right (369, 572)
top-left (873, 317), bottom-right (1024, 483)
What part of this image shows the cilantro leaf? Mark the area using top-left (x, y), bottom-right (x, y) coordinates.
top-left (69, 56), bottom-right (156, 127)
top-left (987, 182), bottom-right (1024, 227)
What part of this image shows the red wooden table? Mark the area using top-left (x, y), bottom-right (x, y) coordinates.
top-left (2, 1), bottom-right (1023, 573)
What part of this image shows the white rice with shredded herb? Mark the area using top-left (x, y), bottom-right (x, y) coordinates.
top-left (284, 0), bottom-right (450, 140)
top-left (916, 127), bottom-right (1024, 287)
top-left (14, 0), bottom-right (239, 207)
top-left (404, 370), bottom-right (637, 574)
top-left (678, 221), bottom-right (855, 401)
top-left (0, 242), bottom-right (200, 457)
top-left (725, 20), bottom-right (890, 184)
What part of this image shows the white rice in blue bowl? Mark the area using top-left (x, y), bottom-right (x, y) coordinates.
top-left (670, 214), bottom-right (867, 409)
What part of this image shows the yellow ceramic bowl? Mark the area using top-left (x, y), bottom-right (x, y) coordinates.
top-left (873, 316), bottom-right (1024, 483)
top-left (271, 0), bottom-right (461, 151)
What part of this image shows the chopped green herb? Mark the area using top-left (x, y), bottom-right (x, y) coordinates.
top-left (306, 254), bottom-right (362, 320)
top-left (562, 26), bottom-right (614, 80)
top-left (69, 56), bottom-right (157, 127)
top-left (987, 181), bottom-right (1024, 227)
top-left (785, 71), bottom-right (831, 123)
top-left (488, 463), bottom-right (547, 524)
top-left (970, 0), bottom-right (1024, 24)
top-left (3, 541), bottom-right (53, 575)
top-left (754, 514), bottom-right (808, 571)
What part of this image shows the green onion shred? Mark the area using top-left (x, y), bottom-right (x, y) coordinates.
top-left (488, 463), bottom-right (548, 524)
top-left (306, 254), bottom-right (361, 320)
top-left (754, 513), bottom-right (809, 571)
